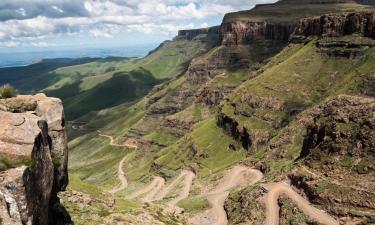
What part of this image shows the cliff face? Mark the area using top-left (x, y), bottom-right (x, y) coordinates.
top-left (0, 94), bottom-right (71, 225)
top-left (220, 21), bottom-right (296, 46)
top-left (176, 26), bottom-right (220, 41)
top-left (298, 95), bottom-right (375, 173)
top-left (290, 95), bottom-right (375, 223)
top-left (294, 12), bottom-right (375, 38)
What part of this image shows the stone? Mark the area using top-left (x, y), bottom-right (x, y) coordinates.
top-left (0, 94), bottom-right (71, 225)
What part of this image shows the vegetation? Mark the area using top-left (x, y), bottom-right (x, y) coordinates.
top-left (0, 84), bottom-right (17, 98)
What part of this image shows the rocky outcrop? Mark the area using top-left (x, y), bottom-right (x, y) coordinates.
top-left (316, 39), bottom-right (375, 58)
top-left (220, 21), bottom-right (295, 46)
top-left (294, 12), bottom-right (375, 38)
top-left (217, 113), bottom-right (252, 150)
top-left (298, 95), bottom-right (375, 172)
top-left (0, 94), bottom-right (71, 225)
top-left (176, 26), bottom-right (220, 41)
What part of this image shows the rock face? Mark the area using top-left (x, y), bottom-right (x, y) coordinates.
top-left (217, 113), bottom-right (251, 150)
top-left (294, 12), bottom-right (375, 38)
top-left (298, 95), bottom-right (375, 173)
top-left (176, 26), bottom-right (220, 41)
top-left (220, 21), bottom-right (296, 46)
top-left (292, 95), bottom-right (375, 223)
top-left (0, 94), bottom-right (71, 225)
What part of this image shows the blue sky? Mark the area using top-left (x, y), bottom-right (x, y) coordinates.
top-left (0, 0), bottom-right (277, 52)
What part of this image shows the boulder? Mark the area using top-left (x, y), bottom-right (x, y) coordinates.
top-left (0, 94), bottom-right (71, 225)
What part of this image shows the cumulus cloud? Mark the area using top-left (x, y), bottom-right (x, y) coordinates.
top-left (0, 0), bottom-right (277, 48)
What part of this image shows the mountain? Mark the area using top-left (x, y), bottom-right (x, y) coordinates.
top-left (0, 0), bottom-right (374, 224)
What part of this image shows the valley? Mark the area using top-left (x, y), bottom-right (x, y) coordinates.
top-left (0, 0), bottom-right (374, 224)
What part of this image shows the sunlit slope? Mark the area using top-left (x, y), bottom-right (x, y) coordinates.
top-left (0, 57), bottom-right (101, 92)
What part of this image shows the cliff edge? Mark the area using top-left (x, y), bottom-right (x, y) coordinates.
top-left (0, 94), bottom-right (71, 225)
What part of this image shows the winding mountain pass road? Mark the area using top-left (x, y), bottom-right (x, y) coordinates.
top-left (97, 131), bottom-right (134, 194)
top-left (189, 165), bottom-right (263, 225)
top-left (142, 177), bottom-right (166, 202)
top-left (167, 171), bottom-right (195, 208)
top-left (126, 169), bottom-right (195, 208)
top-left (126, 176), bottom-right (165, 201)
top-left (263, 182), bottom-right (340, 225)
top-left (109, 156), bottom-right (128, 194)
top-left (98, 130), bottom-right (138, 148)
top-left (153, 170), bottom-right (194, 202)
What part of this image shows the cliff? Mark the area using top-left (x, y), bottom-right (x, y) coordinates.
top-left (294, 12), bottom-right (375, 38)
top-left (220, 22), bottom-right (295, 46)
top-left (0, 94), bottom-right (71, 225)
top-left (176, 26), bottom-right (220, 41)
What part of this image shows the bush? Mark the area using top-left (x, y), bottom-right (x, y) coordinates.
top-left (0, 84), bottom-right (17, 99)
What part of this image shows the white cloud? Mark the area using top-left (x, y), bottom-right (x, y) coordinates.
top-left (52, 6), bottom-right (64, 13)
top-left (15, 8), bottom-right (27, 17)
top-left (0, 0), bottom-right (278, 48)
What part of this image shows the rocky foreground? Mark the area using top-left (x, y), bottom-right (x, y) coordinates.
top-left (0, 94), bottom-right (71, 225)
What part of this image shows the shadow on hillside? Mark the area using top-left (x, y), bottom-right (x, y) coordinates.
top-left (46, 67), bottom-right (165, 120)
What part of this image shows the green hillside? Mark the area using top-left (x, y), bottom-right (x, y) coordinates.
top-left (0, 33), bottom-right (217, 120)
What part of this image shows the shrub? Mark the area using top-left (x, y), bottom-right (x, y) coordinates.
top-left (0, 84), bottom-right (17, 99)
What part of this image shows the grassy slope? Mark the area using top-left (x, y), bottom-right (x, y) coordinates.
top-left (0, 58), bottom-right (101, 92)
top-left (220, 37), bottom-right (375, 179)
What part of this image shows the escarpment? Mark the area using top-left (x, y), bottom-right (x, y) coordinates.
top-left (220, 22), bottom-right (296, 46)
top-left (294, 12), bottom-right (375, 38)
top-left (176, 26), bottom-right (220, 41)
top-left (0, 94), bottom-right (71, 225)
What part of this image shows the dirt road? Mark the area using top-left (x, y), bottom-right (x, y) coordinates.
top-left (263, 182), bottom-right (340, 225)
top-left (142, 177), bottom-right (166, 202)
top-left (109, 156), bottom-right (128, 194)
top-left (126, 176), bottom-right (165, 201)
top-left (153, 170), bottom-right (194, 201)
top-left (98, 131), bottom-right (138, 148)
top-left (167, 171), bottom-right (196, 208)
top-left (189, 166), bottom-right (263, 225)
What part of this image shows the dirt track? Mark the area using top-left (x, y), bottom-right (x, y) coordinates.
top-left (167, 171), bottom-right (195, 208)
top-left (263, 182), bottom-right (340, 225)
top-left (126, 176), bottom-right (165, 201)
top-left (98, 131), bottom-right (138, 148)
top-left (189, 166), bottom-right (263, 225)
top-left (109, 156), bottom-right (128, 194)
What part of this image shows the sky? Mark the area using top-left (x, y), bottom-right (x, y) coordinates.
top-left (0, 0), bottom-right (277, 52)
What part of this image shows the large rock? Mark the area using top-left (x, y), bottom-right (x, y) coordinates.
top-left (0, 94), bottom-right (71, 225)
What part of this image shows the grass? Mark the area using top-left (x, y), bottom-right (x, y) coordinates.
top-left (0, 155), bottom-right (32, 171)
top-left (177, 197), bottom-right (210, 213)
top-left (115, 199), bottom-right (141, 212)
top-left (68, 174), bottom-right (106, 198)
top-left (0, 84), bottom-right (17, 98)
top-left (69, 133), bottom-right (132, 189)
